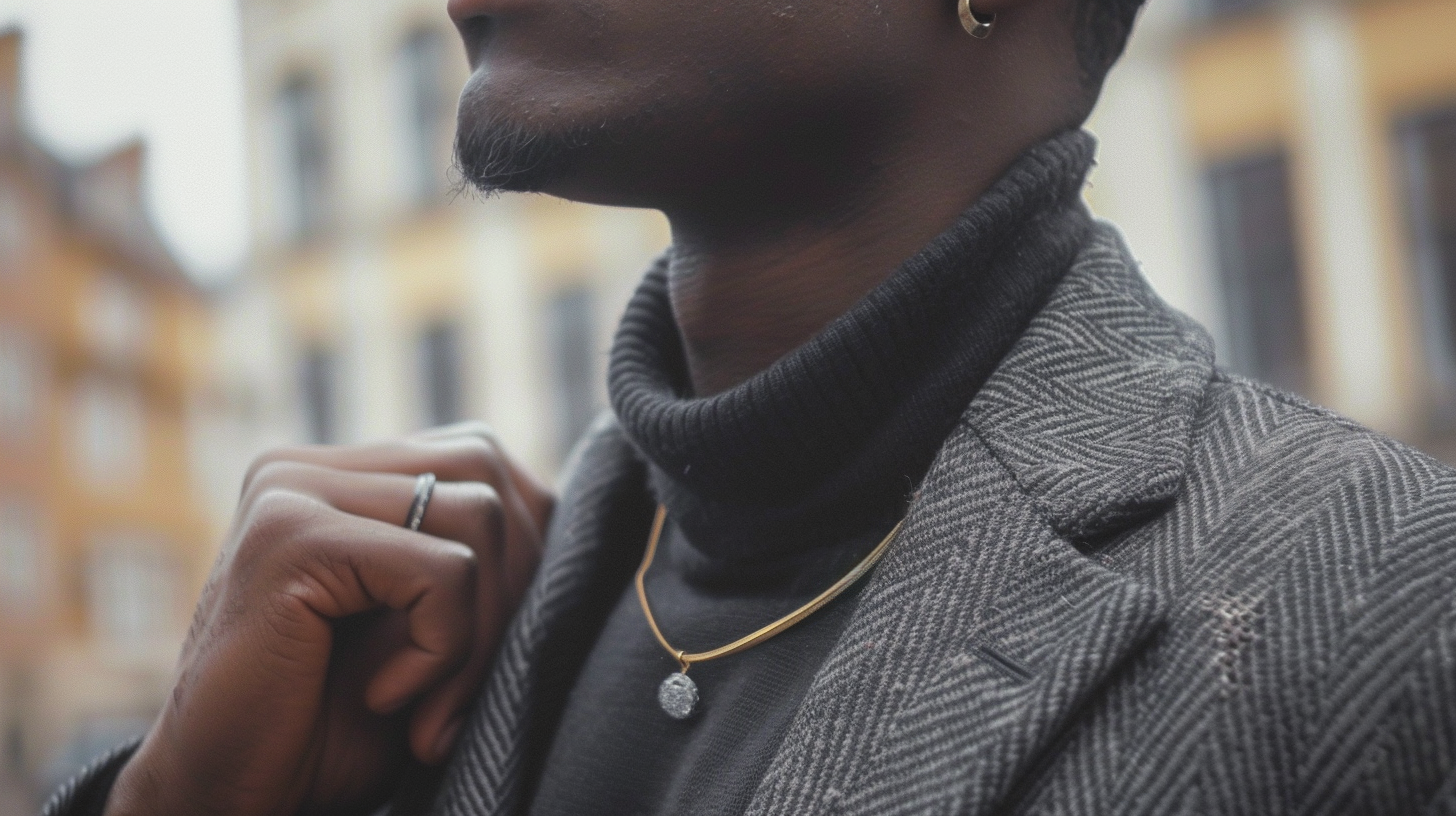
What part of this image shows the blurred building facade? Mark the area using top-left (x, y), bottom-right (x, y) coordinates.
top-left (1088, 0), bottom-right (1456, 457)
top-left (3, 0), bottom-right (1455, 806)
top-left (0, 32), bottom-right (216, 811)
top-left (209, 0), bottom-right (669, 496)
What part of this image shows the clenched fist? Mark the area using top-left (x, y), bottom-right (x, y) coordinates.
top-left (103, 423), bottom-right (552, 816)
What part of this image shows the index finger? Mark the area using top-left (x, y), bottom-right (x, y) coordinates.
top-left (246, 433), bottom-right (549, 523)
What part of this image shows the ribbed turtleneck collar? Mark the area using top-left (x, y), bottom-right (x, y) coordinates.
top-left (608, 130), bottom-right (1097, 561)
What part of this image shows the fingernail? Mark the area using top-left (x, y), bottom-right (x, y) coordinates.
top-left (434, 717), bottom-right (464, 762)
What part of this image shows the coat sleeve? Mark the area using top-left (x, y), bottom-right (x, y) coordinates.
top-left (40, 739), bottom-right (141, 816)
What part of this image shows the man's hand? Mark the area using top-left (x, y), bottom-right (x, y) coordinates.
top-left (103, 423), bottom-right (552, 816)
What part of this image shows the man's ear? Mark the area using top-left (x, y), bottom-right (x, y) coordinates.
top-left (941, 0), bottom-right (1091, 128)
top-left (951, 0), bottom-right (1067, 45)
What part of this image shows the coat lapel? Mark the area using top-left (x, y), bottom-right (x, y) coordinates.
top-left (747, 222), bottom-right (1215, 816)
top-left (432, 417), bottom-right (653, 816)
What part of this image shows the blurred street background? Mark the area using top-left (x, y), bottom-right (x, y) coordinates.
top-left (0, 0), bottom-right (1454, 809)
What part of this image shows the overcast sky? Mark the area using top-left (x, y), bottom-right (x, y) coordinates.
top-left (0, 0), bottom-right (248, 284)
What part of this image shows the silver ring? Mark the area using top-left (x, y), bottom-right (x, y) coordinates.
top-left (406, 472), bottom-right (437, 531)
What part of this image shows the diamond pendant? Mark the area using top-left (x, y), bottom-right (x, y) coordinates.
top-left (658, 672), bottom-right (699, 719)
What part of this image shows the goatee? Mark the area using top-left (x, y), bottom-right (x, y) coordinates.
top-left (452, 93), bottom-right (592, 197)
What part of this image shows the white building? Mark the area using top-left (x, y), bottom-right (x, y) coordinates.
top-left (207, 0), bottom-right (669, 510)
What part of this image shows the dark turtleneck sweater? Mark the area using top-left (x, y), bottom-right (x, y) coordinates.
top-left (527, 132), bottom-right (1096, 816)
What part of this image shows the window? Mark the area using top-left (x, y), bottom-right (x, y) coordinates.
top-left (396, 28), bottom-right (451, 204)
top-left (419, 321), bottom-right (464, 428)
top-left (0, 181), bottom-right (26, 271)
top-left (1200, 0), bottom-right (1275, 20)
top-left (1208, 151), bottom-right (1312, 396)
top-left (0, 40), bottom-right (16, 147)
top-left (72, 376), bottom-right (145, 486)
top-left (86, 535), bottom-right (177, 648)
top-left (72, 152), bottom-right (149, 249)
top-left (299, 345), bottom-right (339, 444)
top-left (1399, 106), bottom-right (1456, 417)
top-left (275, 74), bottom-right (331, 240)
top-left (548, 287), bottom-right (600, 457)
top-left (0, 327), bottom-right (39, 441)
top-left (0, 73), bottom-right (14, 144)
top-left (0, 500), bottom-right (43, 614)
top-left (84, 271), bottom-right (150, 364)
top-left (6, 720), bottom-right (23, 776)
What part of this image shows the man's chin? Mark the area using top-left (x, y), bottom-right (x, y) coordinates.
top-left (451, 71), bottom-right (601, 196)
top-left (453, 111), bottom-right (581, 197)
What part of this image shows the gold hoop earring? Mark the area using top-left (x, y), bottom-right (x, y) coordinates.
top-left (958, 0), bottom-right (997, 38)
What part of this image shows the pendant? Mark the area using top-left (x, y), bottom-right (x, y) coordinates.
top-left (658, 672), bottom-right (699, 720)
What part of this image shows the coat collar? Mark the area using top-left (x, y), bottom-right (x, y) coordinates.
top-left (963, 220), bottom-right (1215, 542)
top-left (431, 220), bottom-right (1215, 816)
top-left (745, 220), bottom-right (1215, 816)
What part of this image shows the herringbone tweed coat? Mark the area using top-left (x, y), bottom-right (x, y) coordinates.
top-left (46, 221), bottom-right (1456, 816)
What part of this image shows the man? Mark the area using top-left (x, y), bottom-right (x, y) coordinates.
top-left (48, 0), bottom-right (1456, 812)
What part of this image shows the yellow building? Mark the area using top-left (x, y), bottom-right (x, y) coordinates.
top-left (217, 0), bottom-right (669, 483)
top-left (0, 31), bottom-right (216, 811)
top-left (1088, 0), bottom-right (1456, 459)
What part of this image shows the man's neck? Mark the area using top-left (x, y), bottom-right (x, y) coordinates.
top-left (662, 126), bottom-right (1035, 397)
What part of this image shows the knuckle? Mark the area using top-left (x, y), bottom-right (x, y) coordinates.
top-left (458, 482), bottom-right (505, 523)
top-left (237, 489), bottom-right (318, 560)
top-left (242, 446), bottom-right (306, 491)
top-left (439, 542), bottom-right (480, 591)
top-left (243, 459), bottom-right (307, 500)
top-left (448, 437), bottom-right (503, 484)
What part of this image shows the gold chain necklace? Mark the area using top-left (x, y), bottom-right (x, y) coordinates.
top-left (635, 504), bottom-right (906, 719)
